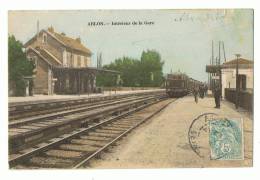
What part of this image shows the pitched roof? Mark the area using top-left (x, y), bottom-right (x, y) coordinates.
top-left (223, 58), bottom-right (253, 65)
top-left (52, 31), bottom-right (92, 55)
top-left (27, 47), bottom-right (52, 66)
top-left (24, 27), bottom-right (92, 55)
top-left (221, 58), bottom-right (253, 69)
top-left (27, 47), bottom-right (62, 66)
top-left (37, 47), bottom-right (62, 65)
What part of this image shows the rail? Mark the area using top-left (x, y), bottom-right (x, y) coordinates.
top-left (9, 95), bottom-right (171, 168)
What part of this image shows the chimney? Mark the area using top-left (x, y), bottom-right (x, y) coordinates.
top-left (76, 37), bottom-right (81, 43)
top-left (48, 26), bottom-right (54, 33)
top-left (37, 20), bottom-right (39, 35)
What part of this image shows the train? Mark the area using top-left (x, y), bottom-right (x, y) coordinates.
top-left (165, 72), bottom-right (203, 98)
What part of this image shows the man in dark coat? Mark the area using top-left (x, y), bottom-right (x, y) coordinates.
top-left (204, 84), bottom-right (208, 96)
top-left (193, 86), bottom-right (199, 103)
top-left (199, 85), bottom-right (204, 98)
top-left (214, 86), bottom-right (221, 108)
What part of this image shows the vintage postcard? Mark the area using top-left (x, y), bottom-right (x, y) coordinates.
top-left (8, 9), bottom-right (253, 169)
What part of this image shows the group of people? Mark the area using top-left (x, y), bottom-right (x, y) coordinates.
top-left (192, 84), bottom-right (208, 103)
top-left (192, 84), bottom-right (221, 108)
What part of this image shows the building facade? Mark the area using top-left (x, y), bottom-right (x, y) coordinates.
top-left (221, 58), bottom-right (253, 97)
top-left (24, 26), bottom-right (94, 94)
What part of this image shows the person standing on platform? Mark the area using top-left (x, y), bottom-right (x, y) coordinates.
top-left (193, 86), bottom-right (199, 103)
top-left (199, 85), bottom-right (204, 98)
top-left (214, 86), bottom-right (221, 108)
top-left (204, 84), bottom-right (208, 96)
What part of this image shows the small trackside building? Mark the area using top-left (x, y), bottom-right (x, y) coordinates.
top-left (221, 58), bottom-right (253, 97)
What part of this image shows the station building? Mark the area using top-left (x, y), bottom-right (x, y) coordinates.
top-left (206, 57), bottom-right (253, 111)
top-left (24, 26), bottom-right (118, 95)
top-left (221, 58), bottom-right (253, 96)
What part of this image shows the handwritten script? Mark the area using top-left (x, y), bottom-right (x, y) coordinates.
top-left (173, 12), bottom-right (226, 23)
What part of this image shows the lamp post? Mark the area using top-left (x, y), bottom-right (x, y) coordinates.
top-left (235, 54), bottom-right (241, 109)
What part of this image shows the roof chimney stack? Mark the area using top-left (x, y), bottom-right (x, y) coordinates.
top-left (76, 37), bottom-right (81, 43)
top-left (48, 26), bottom-right (54, 33)
top-left (37, 20), bottom-right (40, 38)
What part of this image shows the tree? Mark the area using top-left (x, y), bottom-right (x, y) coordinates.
top-left (140, 50), bottom-right (164, 87)
top-left (8, 35), bottom-right (34, 96)
top-left (96, 57), bottom-right (140, 87)
top-left (96, 49), bottom-right (164, 88)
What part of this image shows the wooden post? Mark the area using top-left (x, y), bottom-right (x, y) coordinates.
top-left (78, 71), bottom-right (81, 96)
top-left (235, 54), bottom-right (241, 109)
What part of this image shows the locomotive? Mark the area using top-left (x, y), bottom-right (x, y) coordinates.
top-left (165, 72), bottom-right (202, 98)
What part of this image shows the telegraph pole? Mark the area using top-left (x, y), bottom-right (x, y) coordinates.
top-left (222, 41), bottom-right (226, 62)
top-left (218, 41), bottom-right (222, 98)
top-left (235, 54), bottom-right (241, 109)
top-left (211, 40), bottom-right (214, 90)
top-left (208, 57), bottom-right (210, 88)
top-left (218, 41), bottom-right (221, 66)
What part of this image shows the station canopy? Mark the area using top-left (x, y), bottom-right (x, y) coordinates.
top-left (206, 65), bottom-right (221, 73)
top-left (52, 66), bottom-right (120, 75)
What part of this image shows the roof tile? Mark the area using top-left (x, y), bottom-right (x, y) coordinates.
top-left (223, 58), bottom-right (253, 65)
top-left (49, 30), bottom-right (92, 55)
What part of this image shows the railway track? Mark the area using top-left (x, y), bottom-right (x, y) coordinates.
top-left (9, 92), bottom-right (173, 168)
top-left (9, 90), bottom-right (164, 120)
top-left (10, 96), bottom-right (175, 169)
top-left (9, 94), bottom-right (161, 153)
top-left (9, 95), bottom-right (150, 128)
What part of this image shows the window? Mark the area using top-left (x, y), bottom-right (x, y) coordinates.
top-left (67, 52), bottom-right (71, 67)
top-left (28, 56), bottom-right (37, 69)
top-left (238, 75), bottom-right (247, 90)
top-left (84, 57), bottom-right (88, 67)
top-left (73, 54), bottom-right (77, 67)
top-left (42, 33), bottom-right (47, 43)
top-left (63, 50), bottom-right (67, 67)
top-left (77, 55), bottom-right (81, 67)
top-left (85, 57), bottom-right (91, 67)
top-left (70, 53), bottom-right (74, 67)
top-left (80, 56), bottom-right (84, 67)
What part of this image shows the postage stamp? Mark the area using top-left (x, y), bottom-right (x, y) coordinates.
top-left (209, 118), bottom-right (244, 160)
top-left (188, 114), bottom-right (244, 160)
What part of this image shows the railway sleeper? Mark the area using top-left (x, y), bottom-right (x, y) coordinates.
top-left (71, 139), bottom-right (108, 147)
top-left (87, 132), bottom-right (117, 138)
top-left (27, 156), bottom-right (76, 169)
top-left (101, 126), bottom-right (127, 131)
top-left (45, 149), bottom-right (84, 159)
top-left (107, 124), bottom-right (132, 129)
top-left (80, 135), bottom-right (111, 142)
top-left (94, 129), bottom-right (123, 135)
top-left (59, 144), bottom-right (99, 154)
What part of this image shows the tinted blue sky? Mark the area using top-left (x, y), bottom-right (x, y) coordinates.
top-left (8, 9), bottom-right (253, 81)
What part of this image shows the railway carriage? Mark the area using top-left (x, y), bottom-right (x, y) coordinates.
top-left (166, 72), bottom-right (202, 98)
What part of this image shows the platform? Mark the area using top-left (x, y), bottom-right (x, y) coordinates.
top-left (8, 89), bottom-right (163, 104)
top-left (90, 95), bottom-right (253, 168)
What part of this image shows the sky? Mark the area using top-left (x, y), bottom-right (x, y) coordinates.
top-left (8, 9), bottom-right (253, 82)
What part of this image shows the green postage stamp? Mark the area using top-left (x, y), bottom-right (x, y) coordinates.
top-left (209, 118), bottom-right (244, 160)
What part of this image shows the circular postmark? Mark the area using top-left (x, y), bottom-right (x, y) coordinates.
top-left (188, 113), bottom-right (217, 158)
top-left (188, 113), bottom-right (244, 160)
